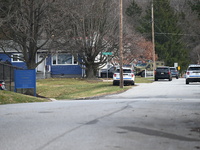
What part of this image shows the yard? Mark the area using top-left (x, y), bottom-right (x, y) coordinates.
top-left (0, 77), bottom-right (153, 104)
top-left (36, 77), bottom-right (153, 99)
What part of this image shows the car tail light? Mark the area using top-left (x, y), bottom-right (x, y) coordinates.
top-left (168, 71), bottom-right (171, 75)
top-left (154, 71), bottom-right (156, 75)
top-left (131, 74), bottom-right (134, 77)
top-left (114, 74), bottom-right (116, 77)
top-left (187, 72), bottom-right (190, 75)
top-left (0, 84), bottom-right (2, 86)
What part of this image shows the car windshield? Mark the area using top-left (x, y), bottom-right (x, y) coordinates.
top-left (123, 69), bottom-right (131, 73)
top-left (136, 63), bottom-right (147, 67)
top-left (156, 68), bottom-right (168, 72)
top-left (170, 68), bottom-right (176, 71)
top-left (116, 69), bottom-right (131, 73)
top-left (188, 67), bottom-right (200, 71)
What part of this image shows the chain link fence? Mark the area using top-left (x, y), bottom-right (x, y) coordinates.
top-left (0, 62), bottom-right (23, 92)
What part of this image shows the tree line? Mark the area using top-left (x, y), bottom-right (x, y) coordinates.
top-left (0, 0), bottom-right (199, 78)
top-left (126, 0), bottom-right (200, 68)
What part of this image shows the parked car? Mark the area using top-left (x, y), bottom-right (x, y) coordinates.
top-left (170, 67), bottom-right (179, 79)
top-left (185, 64), bottom-right (200, 84)
top-left (100, 66), bottom-right (116, 78)
top-left (113, 67), bottom-right (135, 85)
top-left (154, 66), bottom-right (172, 81)
top-left (135, 61), bottom-right (165, 77)
top-left (0, 80), bottom-right (6, 90)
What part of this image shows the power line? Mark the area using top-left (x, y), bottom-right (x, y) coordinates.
top-left (155, 32), bottom-right (200, 37)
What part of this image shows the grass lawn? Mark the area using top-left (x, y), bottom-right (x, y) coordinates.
top-left (36, 78), bottom-right (130, 100)
top-left (0, 90), bottom-right (49, 105)
top-left (36, 77), bottom-right (153, 100)
top-left (135, 76), bottom-right (153, 83)
top-left (0, 76), bottom-right (153, 104)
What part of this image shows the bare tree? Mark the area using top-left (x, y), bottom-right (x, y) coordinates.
top-left (56, 0), bottom-right (119, 78)
top-left (123, 0), bottom-right (156, 64)
top-left (191, 45), bottom-right (200, 64)
top-left (0, 0), bottom-right (60, 69)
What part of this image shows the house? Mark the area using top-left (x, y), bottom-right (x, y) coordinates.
top-left (0, 48), bottom-right (84, 79)
top-left (45, 52), bottom-right (84, 78)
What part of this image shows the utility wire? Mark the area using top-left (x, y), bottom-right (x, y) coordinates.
top-left (155, 32), bottom-right (200, 37)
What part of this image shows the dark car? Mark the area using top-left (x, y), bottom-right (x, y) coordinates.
top-left (100, 66), bottom-right (116, 78)
top-left (170, 67), bottom-right (179, 79)
top-left (154, 66), bottom-right (172, 81)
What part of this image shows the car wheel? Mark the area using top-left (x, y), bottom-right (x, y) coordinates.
top-left (154, 77), bottom-right (158, 81)
top-left (131, 81), bottom-right (135, 85)
top-left (108, 74), bottom-right (112, 78)
top-left (141, 71), bottom-right (145, 77)
top-left (113, 81), bottom-right (118, 86)
top-left (186, 79), bottom-right (189, 84)
top-left (169, 77), bottom-right (172, 81)
top-left (101, 73), bottom-right (106, 78)
top-left (176, 76), bottom-right (179, 79)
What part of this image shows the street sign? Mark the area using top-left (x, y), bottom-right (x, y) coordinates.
top-left (174, 63), bottom-right (178, 68)
top-left (102, 52), bottom-right (112, 55)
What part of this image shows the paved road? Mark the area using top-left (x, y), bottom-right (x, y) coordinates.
top-left (104, 78), bottom-right (200, 100)
top-left (0, 78), bottom-right (200, 150)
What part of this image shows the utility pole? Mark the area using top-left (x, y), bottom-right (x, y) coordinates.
top-left (151, 0), bottom-right (156, 77)
top-left (119, 0), bottom-right (124, 88)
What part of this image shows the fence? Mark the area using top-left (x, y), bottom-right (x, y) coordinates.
top-left (144, 70), bottom-right (154, 78)
top-left (0, 61), bottom-right (23, 92)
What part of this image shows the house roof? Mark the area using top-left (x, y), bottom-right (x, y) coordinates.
top-left (0, 40), bottom-right (53, 53)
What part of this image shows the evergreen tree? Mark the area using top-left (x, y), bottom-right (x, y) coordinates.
top-left (190, 0), bottom-right (200, 19)
top-left (125, 0), bottom-right (142, 17)
top-left (138, 0), bottom-right (189, 68)
top-left (125, 0), bottom-right (142, 30)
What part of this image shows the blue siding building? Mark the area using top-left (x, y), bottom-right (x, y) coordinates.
top-left (0, 52), bottom-right (84, 79)
top-left (0, 53), bottom-right (27, 68)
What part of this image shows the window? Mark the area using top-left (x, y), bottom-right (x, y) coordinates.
top-left (52, 53), bottom-right (77, 65)
top-left (11, 54), bottom-right (23, 62)
top-left (116, 69), bottom-right (132, 73)
top-left (188, 67), bottom-right (200, 71)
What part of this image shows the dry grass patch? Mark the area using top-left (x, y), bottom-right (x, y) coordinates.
top-left (37, 78), bottom-right (131, 100)
top-left (0, 90), bottom-right (49, 105)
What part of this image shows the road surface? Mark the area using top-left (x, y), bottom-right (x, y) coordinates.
top-left (0, 78), bottom-right (200, 150)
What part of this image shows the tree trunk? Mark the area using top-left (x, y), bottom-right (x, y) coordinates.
top-left (85, 64), bottom-right (97, 79)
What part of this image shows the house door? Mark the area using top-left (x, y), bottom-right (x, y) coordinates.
top-left (37, 54), bottom-right (45, 72)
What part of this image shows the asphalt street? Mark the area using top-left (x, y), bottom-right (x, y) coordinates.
top-left (0, 78), bottom-right (200, 150)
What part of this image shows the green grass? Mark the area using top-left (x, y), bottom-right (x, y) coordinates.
top-left (0, 90), bottom-right (49, 105)
top-left (0, 76), bottom-right (153, 104)
top-left (135, 76), bottom-right (154, 83)
top-left (36, 77), bottom-right (153, 100)
top-left (36, 78), bottom-right (131, 99)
